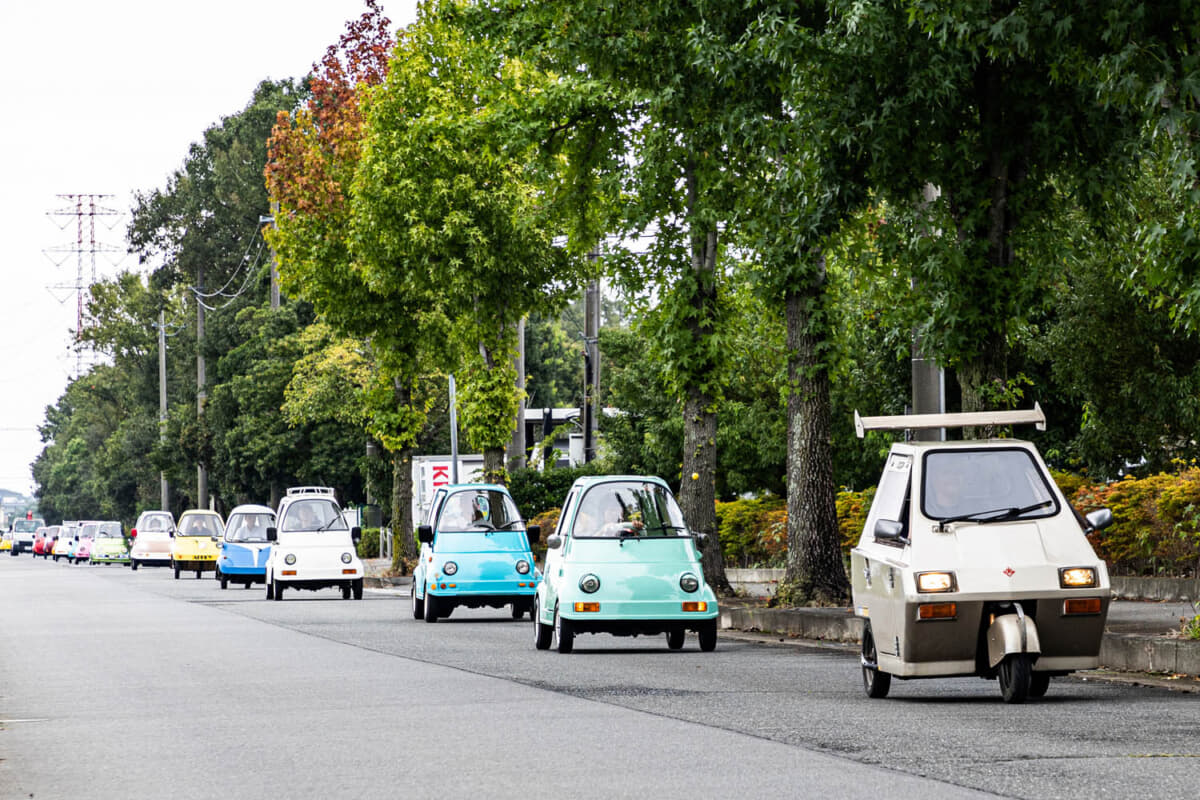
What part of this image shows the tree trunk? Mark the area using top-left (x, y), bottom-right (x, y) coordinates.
top-left (390, 378), bottom-right (416, 571)
top-left (779, 255), bottom-right (850, 606)
top-left (676, 164), bottom-right (730, 593)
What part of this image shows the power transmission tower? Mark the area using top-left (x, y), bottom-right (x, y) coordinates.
top-left (44, 194), bottom-right (123, 376)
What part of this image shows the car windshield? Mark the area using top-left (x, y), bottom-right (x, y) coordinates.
top-left (435, 490), bottom-right (523, 534)
top-left (178, 514), bottom-right (223, 537)
top-left (922, 448), bottom-right (1059, 523)
top-left (80, 524), bottom-right (99, 538)
top-left (225, 512), bottom-right (275, 542)
top-left (14, 519), bottom-right (40, 533)
top-left (139, 513), bottom-right (173, 532)
top-left (95, 522), bottom-right (122, 538)
top-left (571, 481), bottom-right (689, 538)
top-left (280, 499), bottom-right (346, 532)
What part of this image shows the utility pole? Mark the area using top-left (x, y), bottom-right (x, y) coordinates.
top-left (196, 265), bottom-right (208, 509)
top-left (262, 202), bottom-right (280, 311)
top-left (158, 310), bottom-right (170, 510)
top-left (506, 317), bottom-right (527, 471)
top-left (912, 183), bottom-right (945, 441)
top-left (582, 277), bottom-right (601, 462)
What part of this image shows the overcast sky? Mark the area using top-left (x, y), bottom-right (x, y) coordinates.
top-left (0, 0), bottom-right (418, 496)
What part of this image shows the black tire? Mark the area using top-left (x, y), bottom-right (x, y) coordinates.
top-left (219, 574), bottom-right (228, 590)
top-left (172, 562), bottom-right (180, 580)
top-left (195, 570), bottom-right (201, 579)
top-left (273, 580), bottom-right (284, 601)
top-left (1029, 672), bottom-right (1051, 698)
top-left (999, 653), bottom-right (1033, 704)
top-left (512, 601), bottom-right (527, 620)
top-left (265, 579), bottom-right (274, 600)
top-left (698, 619), bottom-right (718, 652)
top-left (412, 585), bottom-right (425, 619)
top-left (243, 582), bottom-right (251, 589)
top-left (533, 597), bottom-right (552, 650)
top-left (342, 584), bottom-right (352, 600)
top-left (554, 606), bottom-right (574, 654)
top-left (130, 559), bottom-right (138, 571)
top-left (423, 587), bottom-right (438, 623)
top-left (862, 623), bottom-right (892, 699)
top-left (353, 579), bottom-right (363, 600)
top-left (666, 630), bottom-right (686, 650)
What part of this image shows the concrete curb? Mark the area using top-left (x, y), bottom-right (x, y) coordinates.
top-left (1111, 576), bottom-right (1200, 602)
top-left (720, 605), bottom-right (1200, 677)
top-left (365, 575), bottom-right (412, 589)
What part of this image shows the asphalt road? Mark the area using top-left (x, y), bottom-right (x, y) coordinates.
top-left (2, 557), bottom-right (1198, 799)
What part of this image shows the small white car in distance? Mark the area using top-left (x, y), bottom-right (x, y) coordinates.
top-left (265, 487), bottom-right (364, 601)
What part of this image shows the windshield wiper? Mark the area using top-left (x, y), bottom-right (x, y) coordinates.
top-left (936, 500), bottom-right (1054, 530)
top-left (317, 518), bottom-right (343, 532)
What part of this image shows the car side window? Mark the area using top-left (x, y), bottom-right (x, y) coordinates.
top-left (555, 490), bottom-right (578, 539)
top-left (863, 453), bottom-right (912, 545)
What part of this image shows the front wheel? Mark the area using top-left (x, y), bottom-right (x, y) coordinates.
top-left (423, 588), bottom-right (438, 623)
top-left (352, 579), bottom-right (363, 600)
top-left (219, 574), bottom-right (228, 590)
top-left (554, 606), bottom-right (574, 654)
top-left (533, 597), bottom-right (552, 650)
top-left (412, 586), bottom-right (425, 619)
top-left (511, 601), bottom-right (527, 620)
top-left (130, 559), bottom-right (139, 571)
top-left (666, 630), bottom-right (685, 650)
top-left (1029, 672), bottom-right (1051, 698)
top-left (998, 653), bottom-right (1033, 704)
top-left (273, 580), bottom-right (284, 601)
top-left (265, 579), bottom-right (274, 600)
top-left (172, 562), bottom-right (180, 580)
top-left (698, 620), bottom-right (718, 652)
top-left (342, 585), bottom-right (352, 600)
top-left (861, 623), bottom-right (891, 699)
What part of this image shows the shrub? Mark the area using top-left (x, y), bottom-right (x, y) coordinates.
top-left (715, 496), bottom-right (788, 568)
top-left (356, 527), bottom-right (381, 559)
top-left (508, 464), bottom-right (605, 519)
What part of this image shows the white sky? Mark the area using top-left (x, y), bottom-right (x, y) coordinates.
top-left (0, 0), bottom-right (418, 496)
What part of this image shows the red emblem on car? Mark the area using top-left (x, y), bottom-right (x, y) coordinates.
top-left (1003, 567), bottom-right (1015, 577)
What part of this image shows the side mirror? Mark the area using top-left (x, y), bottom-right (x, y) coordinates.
top-left (130, 528), bottom-right (137, 539)
top-left (351, 526), bottom-right (362, 544)
top-left (873, 519), bottom-right (906, 543)
top-left (266, 527), bottom-right (278, 542)
top-left (417, 525), bottom-right (434, 544)
top-left (694, 532), bottom-right (709, 550)
top-left (546, 534), bottom-right (562, 550)
top-left (168, 529), bottom-right (175, 538)
top-left (1085, 508), bottom-right (1114, 532)
top-left (211, 536), bottom-right (219, 542)
top-left (526, 524), bottom-right (541, 544)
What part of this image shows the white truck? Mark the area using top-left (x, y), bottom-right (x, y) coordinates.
top-left (411, 455), bottom-right (484, 525)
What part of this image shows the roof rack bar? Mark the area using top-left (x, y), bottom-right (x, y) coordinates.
top-left (854, 402), bottom-right (1045, 439)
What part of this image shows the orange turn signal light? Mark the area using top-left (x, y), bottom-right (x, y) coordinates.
top-left (1063, 597), bottom-right (1102, 615)
top-left (282, 570), bottom-right (297, 576)
top-left (574, 602), bottom-right (600, 612)
top-left (681, 601), bottom-right (707, 612)
top-left (342, 569), bottom-right (356, 575)
top-left (917, 602), bottom-right (957, 620)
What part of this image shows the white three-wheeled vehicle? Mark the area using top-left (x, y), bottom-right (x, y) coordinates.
top-left (850, 406), bottom-right (1114, 703)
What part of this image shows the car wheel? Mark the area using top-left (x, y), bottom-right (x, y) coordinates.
top-left (423, 587), bottom-right (438, 623)
top-left (195, 570), bottom-right (201, 579)
top-left (553, 605), bottom-right (574, 654)
top-left (666, 630), bottom-right (685, 650)
top-left (273, 580), bottom-right (285, 601)
top-left (342, 584), bottom-right (352, 600)
top-left (698, 619), bottom-right (718, 652)
top-left (861, 622), bottom-right (891, 698)
top-left (1029, 672), bottom-right (1051, 698)
top-left (243, 582), bottom-right (251, 589)
top-left (353, 579), bottom-right (363, 600)
top-left (172, 561), bottom-right (180, 580)
top-left (534, 597), bottom-right (553, 650)
top-left (130, 559), bottom-right (138, 571)
top-left (511, 601), bottom-right (527, 620)
top-left (998, 653), bottom-right (1033, 704)
top-left (265, 579), bottom-right (274, 600)
top-left (219, 574), bottom-right (228, 590)
top-left (411, 585), bottom-right (425, 619)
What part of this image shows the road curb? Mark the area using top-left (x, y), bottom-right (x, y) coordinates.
top-left (365, 575), bottom-right (412, 589)
top-left (720, 605), bottom-right (1200, 677)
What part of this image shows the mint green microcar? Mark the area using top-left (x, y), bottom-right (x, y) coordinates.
top-left (533, 475), bottom-right (719, 653)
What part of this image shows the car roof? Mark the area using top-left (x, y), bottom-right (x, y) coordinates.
top-left (440, 483), bottom-right (511, 494)
top-left (227, 504), bottom-right (274, 515)
top-left (887, 438), bottom-right (1038, 456)
top-left (568, 475), bottom-right (672, 492)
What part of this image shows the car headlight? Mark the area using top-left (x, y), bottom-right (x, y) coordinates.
top-left (1060, 567), bottom-right (1097, 588)
top-left (442, 561), bottom-right (458, 576)
top-left (916, 571), bottom-right (956, 593)
top-left (284, 553), bottom-right (296, 566)
top-left (516, 560), bottom-right (531, 575)
top-left (679, 573), bottom-right (700, 593)
top-left (579, 573), bottom-right (601, 594)
top-left (341, 552), bottom-right (353, 564)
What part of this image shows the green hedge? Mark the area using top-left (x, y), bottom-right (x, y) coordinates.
top-left (356, 527), bottom-right (381, 559)
top-left (508, 464), bottom-right (605, 519)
